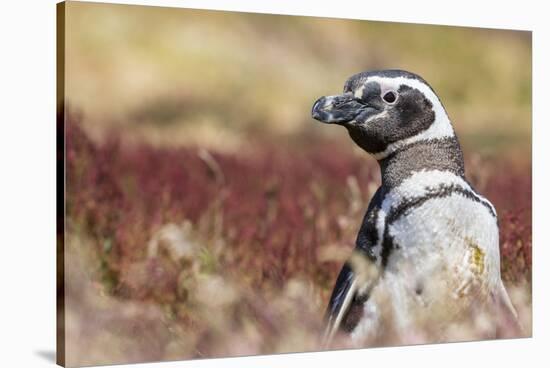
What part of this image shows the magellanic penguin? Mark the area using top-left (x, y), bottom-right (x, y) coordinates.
top-left (312, 70), bottom-right (520, 346)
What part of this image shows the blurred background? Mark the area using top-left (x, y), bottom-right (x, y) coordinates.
top-left (62, 2), bottom-right (532, 366)
top-left (65, 2), bottom-right (531, 155)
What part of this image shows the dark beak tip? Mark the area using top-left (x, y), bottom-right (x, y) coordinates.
top-left (311, 97), bottom-right (329, 122)
top-left (311, 110), bottom-right (321, 121)
top-left (311, 98), bottom-right (322, 113)
top-left (311, 110), bottom-right (332, 124)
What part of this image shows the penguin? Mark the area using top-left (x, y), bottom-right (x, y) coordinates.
top-left (311, 70), bottom-right (519, 345)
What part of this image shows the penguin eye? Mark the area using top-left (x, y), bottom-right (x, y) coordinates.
top-left (382, 91), bottom-right (397, 104)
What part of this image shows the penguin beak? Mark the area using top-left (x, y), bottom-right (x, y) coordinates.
top-left (312, 93), bottom-right (365, 125)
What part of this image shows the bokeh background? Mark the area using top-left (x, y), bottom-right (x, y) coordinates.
top-left (62, 2), bottom-right (532, 366)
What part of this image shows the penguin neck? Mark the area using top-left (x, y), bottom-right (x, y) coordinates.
top-left (377, 137), bottom-right (465, 191)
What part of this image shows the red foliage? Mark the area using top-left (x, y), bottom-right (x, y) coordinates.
top-left (486, 170), bottom-right (532, 282)
top-left (66, 117), bottom-right (531, 302)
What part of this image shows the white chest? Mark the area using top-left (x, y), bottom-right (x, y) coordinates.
top-left (352, 170), bottom-right (501, 342)
top-left (371, 170), bottom-right (498, 269)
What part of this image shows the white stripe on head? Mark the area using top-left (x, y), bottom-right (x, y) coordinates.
top-left (365, 76), bottom-right (455, 160)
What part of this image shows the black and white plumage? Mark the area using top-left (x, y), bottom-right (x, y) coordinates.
top-left (312, 70), bottom-right (518, 345)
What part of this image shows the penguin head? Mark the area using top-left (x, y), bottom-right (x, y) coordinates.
top-left (312, 70), bottom-right (455, 159)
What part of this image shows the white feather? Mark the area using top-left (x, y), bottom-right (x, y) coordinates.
top-left (362, 76), bottom-right (455, 160)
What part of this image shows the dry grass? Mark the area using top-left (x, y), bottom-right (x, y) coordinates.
top-left (63, 116), bottom-right (531, 366)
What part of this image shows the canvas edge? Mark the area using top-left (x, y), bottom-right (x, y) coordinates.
top-left (56, 1), bottom-right (66, 367)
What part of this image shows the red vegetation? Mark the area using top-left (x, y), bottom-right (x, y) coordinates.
top-left (66, 117), bottom-right (531, 304)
